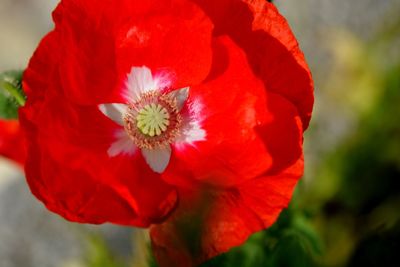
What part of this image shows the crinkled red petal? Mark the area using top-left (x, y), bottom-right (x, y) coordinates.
top-left (193, 0), bottom-right (314, 129)
top-left (166, 36), bottom-right (303, 187)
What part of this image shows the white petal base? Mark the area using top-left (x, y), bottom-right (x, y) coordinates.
top-left (141, 146), bottom-right (172, 173)
top-left (108, 130), bottom-right (137, 157)
top-left (98, 103), bottom-right (127, 126)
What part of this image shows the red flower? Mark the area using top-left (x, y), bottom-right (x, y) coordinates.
top-left (0, 119), bottom-right (25, 165)
top-left (20, 0), bottom-right (313, 266)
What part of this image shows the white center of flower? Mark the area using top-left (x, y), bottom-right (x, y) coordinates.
top-left (136, 103), bottom-right (170, 137)
top-left (98, 66), bottom-right (206, 173)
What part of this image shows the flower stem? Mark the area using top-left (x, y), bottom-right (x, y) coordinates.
top-left (1, 80), bottom-right (26, 106)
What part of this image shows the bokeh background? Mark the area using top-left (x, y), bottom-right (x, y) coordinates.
top-left (1, 0), bottom-right (400, 266)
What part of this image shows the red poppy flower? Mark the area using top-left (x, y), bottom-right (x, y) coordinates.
top-left (0, 119), bottom-right (25, 165)
top-left (20, 0), bottom-right (313, 266)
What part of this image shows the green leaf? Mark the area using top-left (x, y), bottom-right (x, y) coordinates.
top-left (0, 70), bottom-right (25, 119)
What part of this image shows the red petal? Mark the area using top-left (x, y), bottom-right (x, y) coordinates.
top-left (0, 119), bottom-right (25, 165)
top-left (52, 0), bottom-right (213, 104)
top-left (115, 0), bottom-right (214, 90)
top-left (21, 31), bottom-right (178, 226)
top-left (150, 156), bottom-right (303, 266)
top-left (193, 0), bottom-right (314, 129)
top-left (20, 97), bottom-right (178, 226)
top-left (167, 36), bottom-right (303, 187)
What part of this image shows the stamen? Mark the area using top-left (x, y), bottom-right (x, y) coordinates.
top-left (123, 91), bottom-right (182, 149)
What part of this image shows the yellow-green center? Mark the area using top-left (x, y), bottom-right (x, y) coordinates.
top-left (136, 103), bottom-right (170, 137)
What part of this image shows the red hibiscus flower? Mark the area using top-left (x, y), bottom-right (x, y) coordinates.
top-left (19, 0), bottom-right (313, 266)
top-left (0, 119), bottom-right (25, 165)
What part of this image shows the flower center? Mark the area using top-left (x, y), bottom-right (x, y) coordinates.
top-left (123, 91), bottom-right (182, 149)
top-left (136, 103), bottom-right (170, 137)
